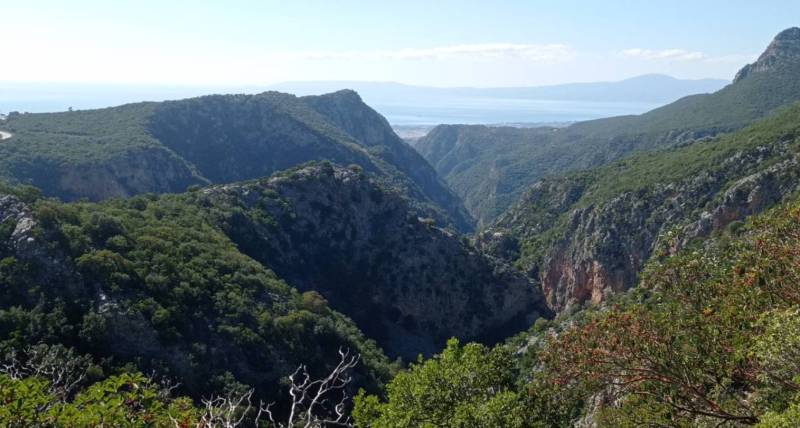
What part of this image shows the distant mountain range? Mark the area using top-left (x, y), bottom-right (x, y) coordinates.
top-left (271, 75), bottom-right (728, 126)
top-left (270, 74), bottom-right (729, 104)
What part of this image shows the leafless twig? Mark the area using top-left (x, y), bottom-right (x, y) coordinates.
top-left (170, 348), bottom-right (360, 428)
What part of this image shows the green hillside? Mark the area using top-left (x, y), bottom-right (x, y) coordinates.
top-left (0, 182), bottom-right (395, 406)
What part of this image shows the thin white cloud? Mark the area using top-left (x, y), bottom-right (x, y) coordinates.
top-left (383, 44), bottom-right (574, 61)
top-left (703, 53), bottom-right (759, 64)
top-left (288, 43), bottom-right (575, 62)
top-left (620, 48), bottom-right (759, 68)
top-left (622, 48), bottom-right (706, 61)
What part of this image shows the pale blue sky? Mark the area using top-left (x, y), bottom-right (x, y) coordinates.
top-left (1, 1), bottom-right (797, 86)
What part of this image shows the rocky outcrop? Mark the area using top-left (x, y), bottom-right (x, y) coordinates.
top-left (546, 146), bottom-right (799, 311)
top-left (0, 194), bottom-right (37, 253)
top-left (735, 27), bottom-right (800, 82)
top-left (0, 194), bottom-right (78, 288)
top-left (202, 163), bottom-right (549, 359)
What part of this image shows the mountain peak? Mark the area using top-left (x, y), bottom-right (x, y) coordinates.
top-left (734, 27), bottom-right (800, 82)
top-left (774, 27), bottom-right (800, 42)
top-left (310, 89), bottom-right (364, 103)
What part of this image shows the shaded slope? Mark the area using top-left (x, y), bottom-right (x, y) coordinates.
top-left (198, 163), bottom-right (549, 359)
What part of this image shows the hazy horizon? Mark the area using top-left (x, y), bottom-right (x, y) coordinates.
top-left (0, 74), bottom-right (729, 126)
top-left (0, 73), bottom-right (728, 90)
top-left (2, 1), bottom-right (797, 87)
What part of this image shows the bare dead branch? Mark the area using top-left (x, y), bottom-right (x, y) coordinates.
top-left (172, 348), bottom-right (360, 428)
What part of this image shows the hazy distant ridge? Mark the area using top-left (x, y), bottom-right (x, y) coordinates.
top-left (269, 74), bottom-right (729, 104)
top-left (0, 75), bottom-right (728, 127)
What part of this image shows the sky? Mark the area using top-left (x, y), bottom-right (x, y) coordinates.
top-left (1, 0), bottom-right (798, 87)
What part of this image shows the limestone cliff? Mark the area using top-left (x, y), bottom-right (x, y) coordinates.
top-left (488, 106), bottom-right (800, 311)
top-left (734, 27), bottom-right (800, 82)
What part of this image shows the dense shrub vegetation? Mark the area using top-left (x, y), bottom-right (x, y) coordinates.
top-left (353, 339), bottom-right (529, 427)
top-left (0, 371), bottom-right (197, 426)
top-left (0, 188), bottom-right (396, 407)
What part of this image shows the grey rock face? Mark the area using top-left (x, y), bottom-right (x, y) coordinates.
top-left (0, 194), bottom-right (78, 287)
top-left (546, 148), bottom-right (799, 311)
top-left (735, 27), bottom-right (800, 82)
top-left (492, 136), bottom-right (800, 312)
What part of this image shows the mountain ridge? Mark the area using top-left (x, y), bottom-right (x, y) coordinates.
top-left (0, 90), bottom-right (475, 231)
top-left (734, 26), bottom-right (800, 82)
top-left (270, 74), bottom-right (728, 104)
top-left (417, 27), bottom-right (800, 224)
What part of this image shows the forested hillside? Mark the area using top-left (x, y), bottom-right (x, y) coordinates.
top-left (0, 181), bottom-right (395, 406)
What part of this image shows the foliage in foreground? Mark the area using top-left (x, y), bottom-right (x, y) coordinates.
top-left (0, 345), bottom-right (363, 427)
top-left (353, 338), bottom-right (528, 428)
top-left (352, 338), bottom-right (581, 428)
top-left (0, 372), bottom-right (195, 427)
